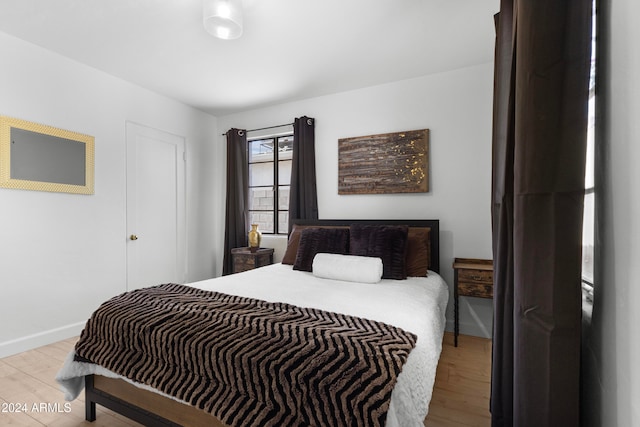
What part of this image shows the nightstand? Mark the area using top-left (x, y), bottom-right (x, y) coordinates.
top-left (453, 258), bottom-right (493, 347)
top-left (231, 247), bottom-right (274, 274)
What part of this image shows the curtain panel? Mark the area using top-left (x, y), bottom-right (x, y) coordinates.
top-left (491, 1), bottom-right (592, 426)
top-left (223, 128), bottom-right (248, 276)
top-left (288, 116), bottom-right (318, 232)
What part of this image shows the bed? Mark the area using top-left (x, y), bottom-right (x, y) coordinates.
top-left (57, 219), bottom-right (448, 427)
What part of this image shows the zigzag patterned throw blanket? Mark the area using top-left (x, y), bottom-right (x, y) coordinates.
top-left (74, 283), bottom-right (417, 427)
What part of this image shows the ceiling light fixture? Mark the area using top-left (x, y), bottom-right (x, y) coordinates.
top-left (203, 0), bottom-right (243, 40)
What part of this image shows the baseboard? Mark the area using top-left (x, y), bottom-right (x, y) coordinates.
top-left (0, 322), bottom-right (85, 359)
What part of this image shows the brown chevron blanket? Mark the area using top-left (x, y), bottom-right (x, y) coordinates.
top-left (74, 283), bottom-right (417, 427)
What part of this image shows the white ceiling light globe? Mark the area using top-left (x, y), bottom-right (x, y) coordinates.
top-left (203, 0), bottom-right (243, 40)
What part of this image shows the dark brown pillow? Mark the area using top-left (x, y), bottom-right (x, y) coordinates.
top-left (406, 227), bottom-right (431, 276)
top-left (292, 228), bottom-right (350, 272)
top-left (349, 224), bottom-right (409, 280)
top-left (282, 224), bottom-right (349, 265)
top-left (282, 224), bottom-right (305, 265)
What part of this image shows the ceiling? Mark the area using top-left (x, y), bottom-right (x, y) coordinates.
top-left (0, 0), bottom-right (499, 116)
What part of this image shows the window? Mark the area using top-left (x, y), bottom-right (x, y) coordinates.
top-left (248, 134), bottom-right (293, 234)
top-left (582, 3), bottom-right (596, 302)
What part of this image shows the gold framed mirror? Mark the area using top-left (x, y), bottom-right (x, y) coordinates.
top-left (0, 116), bottom-right (94, 194)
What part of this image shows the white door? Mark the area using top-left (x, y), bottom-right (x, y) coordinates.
top-left (126, 122), bottom-right (186, 290)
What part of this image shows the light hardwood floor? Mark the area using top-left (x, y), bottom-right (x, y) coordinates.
top-left (0, 332), bottom-right (491, 426)
top-left (425, 333), bottom-right (492, 426)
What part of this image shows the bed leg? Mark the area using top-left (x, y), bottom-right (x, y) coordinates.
top-left (85, 375), bottom-right (96, 422)
top-left (86, 399), bottom-right (96, 422)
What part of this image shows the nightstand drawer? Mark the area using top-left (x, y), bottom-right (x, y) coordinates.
top-left (458, 269), bottom-right (493, 285)
top-left (234, 257), bottom-right (259, 273)
top-left (458, 281), bottom-right (493, 298)
top-left (231, 247), bottom-right (274, 274)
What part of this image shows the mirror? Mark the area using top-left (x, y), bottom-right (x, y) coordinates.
top-left (0, 116), bottom-right (94, 194)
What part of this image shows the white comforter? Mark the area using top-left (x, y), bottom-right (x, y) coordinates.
top-left (57, 263), bottom-right (449, 427)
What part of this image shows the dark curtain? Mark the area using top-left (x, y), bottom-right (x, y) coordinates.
top-left (223, 128), bottom-right (248, 276)
top-left (491, 1), bottom-right (592, 426)
top-left (288, 116), bottom-right (318, 231)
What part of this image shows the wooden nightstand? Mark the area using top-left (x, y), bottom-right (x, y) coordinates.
top-left (453, 258), bottom-right (493, 347)
top-left (231, 247), bottom-right (274, 274)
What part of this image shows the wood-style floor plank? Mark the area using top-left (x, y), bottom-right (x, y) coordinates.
top-left (424, 333), bottom-right (491, 426)
top-left (0, 332), bottom-right (491, 427)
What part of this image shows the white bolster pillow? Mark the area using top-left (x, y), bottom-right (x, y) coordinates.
top-left (312, 253), bottom-right (383, 283)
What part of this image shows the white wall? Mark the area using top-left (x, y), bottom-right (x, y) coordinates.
top-left (218, 63), bottom-right (495, 337)
top-left (0, 32), bottom-right (219, 357)
top-left (0, 32), bottom-right (495, 355)
top-left (582, 0), bottom-right (640, 425)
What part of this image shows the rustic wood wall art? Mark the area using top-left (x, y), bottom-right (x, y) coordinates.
top-left (338, 129), bottom-right (429, 194)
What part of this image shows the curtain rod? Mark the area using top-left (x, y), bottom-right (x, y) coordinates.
top-left (221, 122), bottom-right (294, 136)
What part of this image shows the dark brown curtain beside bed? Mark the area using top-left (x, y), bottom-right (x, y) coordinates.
top-left (223, 128), bottom-right (248, 276)
top-left (289, 116), bottom-right (318, 232)
top-left (491, 1), bottom-right (592, 426)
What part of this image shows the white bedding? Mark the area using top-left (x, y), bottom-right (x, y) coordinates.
top-left (57, 263), bottom-right (449, 427)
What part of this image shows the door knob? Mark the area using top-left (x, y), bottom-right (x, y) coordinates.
top-left (130, 234), bottom-right (138, 241)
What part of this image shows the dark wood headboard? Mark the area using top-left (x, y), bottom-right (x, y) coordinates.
top-left (292, 219), bottom-right (440, 274)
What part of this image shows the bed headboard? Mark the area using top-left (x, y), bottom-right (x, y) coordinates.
top-left (291, 219), bottom-right (440, 274)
